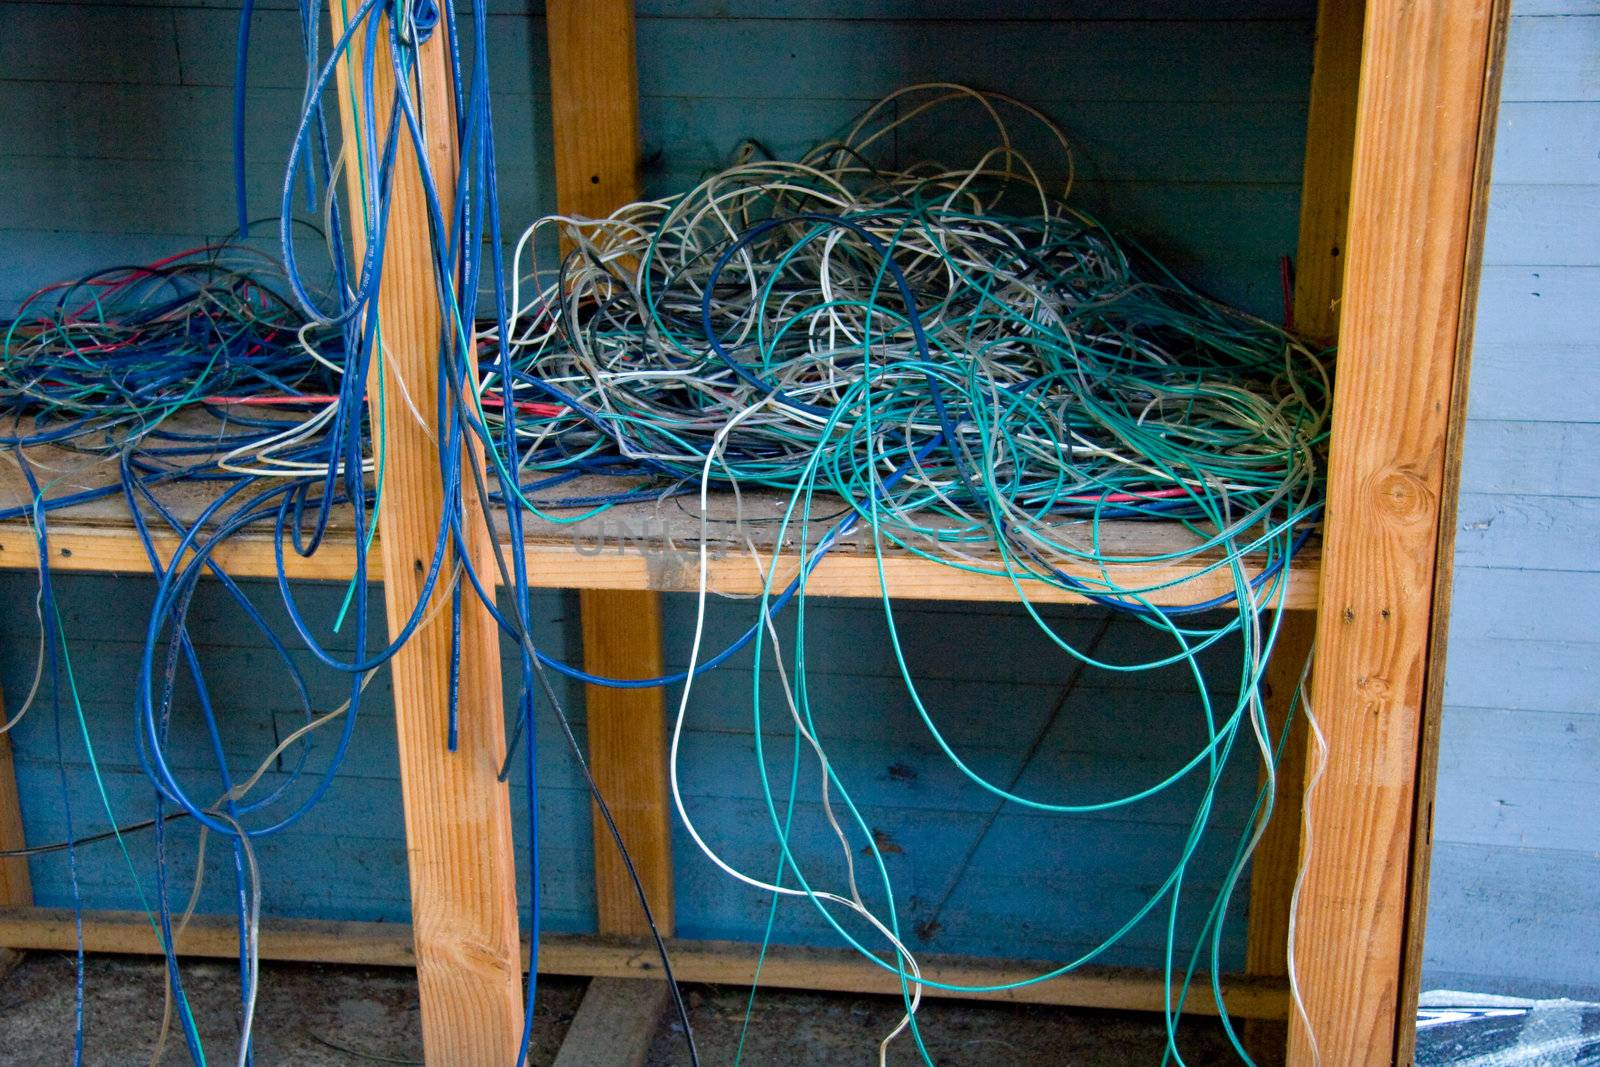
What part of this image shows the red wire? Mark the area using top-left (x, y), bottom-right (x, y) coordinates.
top-left (1280, 254), bottom-right (1295, 331)
top-left (202, 393), bottom-right (567, 419)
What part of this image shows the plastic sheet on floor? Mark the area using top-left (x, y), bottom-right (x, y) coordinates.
top-left (1417, 990), bottom-right (1600, 1065)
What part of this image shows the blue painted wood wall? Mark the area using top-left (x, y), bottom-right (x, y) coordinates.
top-left (0, 0), bottom-right (1439, 977)
top-left (0, 0), bottom-right (1315, 318)
top-left (1420, 0), bottom-right (1600, 1000)
top-left (0, 569), bottom-right (1260, 967)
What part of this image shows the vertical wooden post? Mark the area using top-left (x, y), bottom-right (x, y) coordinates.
top-left (0, 713), bottom-right (32, 981)
top-left (577, 590), bottom-right (673, 937)
top-left (0, 737), bottom-right (30, 910)
top-left (1395, 2), bottom-right (1512, 1062)
top-left (1288, 1), bottom-right (1507, 1063)
top-left (1293, 0), bottom-right (1366, 347)
top-left (1243, 609), bottom-right (1316, 1056)
top-left (545, 1), bottom-right (675, 941)
top-left (1244, 4), bottom-right (1364, 1052)
top-left (330, 10), bottom-right (525, 1062)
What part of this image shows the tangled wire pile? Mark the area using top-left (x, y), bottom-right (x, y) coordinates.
top-left (497, 87), bottom-right (1328, 608)
top-left (0, 76), bottom-right (1331, 1067)
top-left (1, 245), bottom-right (340, 448)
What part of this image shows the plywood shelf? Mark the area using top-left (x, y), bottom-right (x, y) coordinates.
top-left (0, 443), bottom-right (1319, 609)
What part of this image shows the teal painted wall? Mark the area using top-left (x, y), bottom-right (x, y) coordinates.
top-left (1421, 0), bottom-right (1600, 1000)
top-left (0, 571), bottom-right (1258, 967)
top-left (0, 2), bottom-right (1317, 971)
top-left (0, 0), bottom-right (1314, 317)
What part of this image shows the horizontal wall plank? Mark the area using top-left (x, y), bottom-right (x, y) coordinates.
top-left (1474, 266), bottom-right (1600, 346)
top-left (2, 7), bottom-right (1311, 97)
top-left (1447, 566), bottom-right (1600, 647)
top-left (2, 0), bottom-right (1318, 17)
top-left (1467, 343), bottom-right (1600, 423)
top-left (1424, 843), bottom-right (1600, 998)
top-left (0, 133), bottom-right (544, 237)
top-left (1438, 705), bottom-right (1600, 788)
top-left (641, 0), bottom-right (1316, 14)
top-left (178, 7), bottom-right (547, 90)
top-left (0, 228), bottom-right (221, 308)
top-left (1483, 184), bottom-right (1600, 265)
top-left (0, 3), bottom-right (179, 84)
top-left (1453, 492), bottom-right (1600, 569)
top-left (634, 18), bottom-right (1313, 104)
top-left (14, 762), bottom-right (599, 931)
top-left (1459, 421), bottom-right (1600, 497)
top-left (0, 83), bottom-right (547, 170)
top-left (1501, 14), bottom-right (1600, 102)
top-left (1433, 706), bottom-right (1600, 851)
top-left (1493, 102), bottom-right (1600, 184)
top-left (1442, 568), bottom-right (1600, 715)
top-left (0, 82), bottom-right (1305, 187)
top-left (669, 797), bottom-right (1250, 966)
top-left (1442, 635), bottom-right (1599, 717)
top-left (1511, 0), bottom-right (1600, 14)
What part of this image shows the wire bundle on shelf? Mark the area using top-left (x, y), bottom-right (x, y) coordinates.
top-left (1, 244), bottom-right (341, 448)
top-left (498, 87), bottom-right (1328, 611)
top-left (491, 84), bottom-right (1330, 1065)
top-left (0, 55), bottom-right (1331, 1066)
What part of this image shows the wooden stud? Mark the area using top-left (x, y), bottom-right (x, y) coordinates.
top-left (0, 735), bottom-right (31, 911)
top-left (1395, 2), bottom-right (1512, 1063)
top-left (1289, 1), bottom-right (1508, 1063)
top-left (0, 692), bottom-right (32, 982)
top-left (1242, 3), bottom-right (1367, 1047)
top-left (546, 0), bottom-right (642, 223)
top-left (0, 907), bottom-right (1290, 1020)
top-left (328, 9), bottom-right (524, 1062)
top-left (578, 589), bottom-right (674, 937)
top-left (1243, 609), bottom-right (1316, 1059)
top-left (545, 0), bottom-right (674, 940)
top-left (551, 978), bottom-right (667, 1067)
top-left (1293, 0), bottom-right (1366, 344)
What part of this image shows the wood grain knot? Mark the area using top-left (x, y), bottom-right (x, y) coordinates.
top-left (1355, 673), bottom-right (1394, 700)
top-left (428, 934), bottom-right (523, 979)
top-left (1371, 468), bottom-right (1433, 524)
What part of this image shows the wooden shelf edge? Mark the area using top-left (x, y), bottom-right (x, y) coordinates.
top-left (0, 906), bottom-right (1289, 1020)
top-left (0, 521), bottom-right (1319, 609)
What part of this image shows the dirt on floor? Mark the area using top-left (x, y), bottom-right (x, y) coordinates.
top-left (0, 953), bottom-right (1278, 1065)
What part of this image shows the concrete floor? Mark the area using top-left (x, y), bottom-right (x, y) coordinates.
top-left (0, 953), bottom-right (1274, 1065)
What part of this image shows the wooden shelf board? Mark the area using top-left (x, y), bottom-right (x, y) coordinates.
top-left (0, 442), bottom-right (1318, 607)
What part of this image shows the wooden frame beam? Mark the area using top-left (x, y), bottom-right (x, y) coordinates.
top-left (328, 9), bottom-right (524, 1061)
top-left (1291, 0), bottom-right (1509, 1062)
top-left (0, 907), bottom-right (1290, 1020)
top-left (1293, 0), bottom-right (1365, 346)
top-left (0, 708), bottom-right (31, 984)
top-left (1243, 3), bottom-right (1364, 1054)
top-left (1396, 2), bottom-right (1513, 1062)
top-left (1242, 608), bottom-right (1317, 1058)
top-left (552, 978), bottom-right (667, 1067)
top-left (545, 0), bottom-right (675, 942)
top-left (0, 519), bottom-right (1318, 610)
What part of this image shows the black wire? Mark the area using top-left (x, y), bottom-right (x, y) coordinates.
top-left (0, 811), bottom-right (190, 858)
top-left (446, 332), bottom-right (703, 1067)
